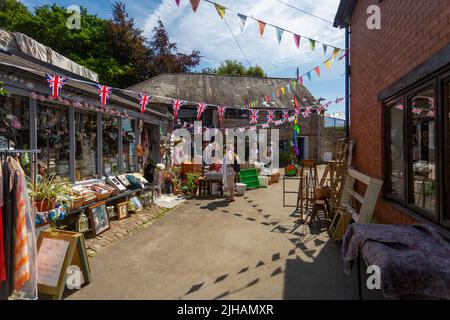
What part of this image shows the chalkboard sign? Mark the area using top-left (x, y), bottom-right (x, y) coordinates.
top-left (37, 230), bottom-right (91, 300)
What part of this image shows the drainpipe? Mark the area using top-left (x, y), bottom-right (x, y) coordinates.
top-left (345, 25), bottom-right (350, 139)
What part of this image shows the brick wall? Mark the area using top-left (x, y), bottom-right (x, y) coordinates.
top-left (348, 0), bottom-right (450, 224)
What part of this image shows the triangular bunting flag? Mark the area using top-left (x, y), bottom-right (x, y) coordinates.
top-left (306, 72), bottom-right (311, 81)
top-left (292, 80), bottom-right (296, 89)
top-left (324, 59), bottom-right (332, 70)
top-left (138, 93), bottom-right (152, 113)
top-left (189, 0), bottom-right (201, 12)
top-left (332, 48), bottom-right (340, 60)
top-left (175, 0), bottom-right (180, 7)
top-left (322, 44), bottom-right (328, 56)
top-left (258, 20), bottom-right (266, 37)
top-left (293, 34), bottom-right (301, 49)
top-left (238, 13), bottom-right (247, 32)
top-left (215, 4), bottom-right (226, 19)
top-left (276, 27), bottom-right (284, 44)
top-left (281, 87), bottom-right (285, 95)
top-left (309, 39), bottom-right (316, 51)
top-left (314, 66), bottom-right (321, 77)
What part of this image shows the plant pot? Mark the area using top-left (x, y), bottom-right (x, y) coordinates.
top-left (35, 199), bottom-right (56, 213)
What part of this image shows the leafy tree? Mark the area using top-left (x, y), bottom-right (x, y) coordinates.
top-left (149, 20), bottom-right (201, 74)
top-left (212, 60), bottom-right (266, 77)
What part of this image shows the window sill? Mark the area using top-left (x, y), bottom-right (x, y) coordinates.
top-left (381, 197), bottom-right (450, 240)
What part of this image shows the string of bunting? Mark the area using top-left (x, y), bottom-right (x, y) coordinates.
top-left (178, 0), bottom-right (346, 54)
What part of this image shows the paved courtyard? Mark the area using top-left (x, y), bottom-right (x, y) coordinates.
top-left (68, 176), bottom-right (358, 300)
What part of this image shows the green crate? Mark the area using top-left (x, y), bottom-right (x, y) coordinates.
top-left (239, 169), bottom-right (260, 189)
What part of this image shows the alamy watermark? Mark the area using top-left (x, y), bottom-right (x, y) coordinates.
top-left (367, 5), bottom-right (381, 30)
top-left (66, 5), bottom-right (81, 30)
top-left (171, 122), bottom-right (279, 169)
top-left (366, 265), bottom-right (381, 290)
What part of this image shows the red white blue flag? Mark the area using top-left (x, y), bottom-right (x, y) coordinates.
top-left (172, 99), bottom-right (184, 121)
top-left (335, 97), bottom-right (344, 104)
top-left (282, 111), bottom-right (289, 122)
top-left (96, 84), bottom-right (112, 109)
top-left (267, 110), bottom-right (275, 123)
top-left (262, 123), bottom-right (269, 129)
top-left (250, 109), bottom-right (259, 124)
top-left (217, 106), bottom-right (226, 127)
top-left (45, 73), bottom-right (67, 98)
top-left (302, 106), bottom-right (311, 118)
top-left (139, 93), bottom-right (152, 113)
top-left (197, 103), bottom-right (207, 120)
top-left (317, 104), bottom-right (326, 114)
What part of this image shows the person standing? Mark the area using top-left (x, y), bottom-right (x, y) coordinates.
top-left (222, 145), bottom-right (236, 202)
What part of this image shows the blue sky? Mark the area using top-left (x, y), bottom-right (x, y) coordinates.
top-left (19, 0), bottom-right (345, 116)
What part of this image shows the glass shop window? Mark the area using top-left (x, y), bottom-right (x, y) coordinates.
top-left (75, 111), bottom-right (98, 181)
top-left (0, 94), bottom-right (30, 150)
top-left (36, 103), bottom-right (70, 178)
top-left (122, 118), bottom-right (136, 172)
top-left (387, 101), bottom-right (405, 200)
top-left (102, 115), bottom-right (119, 175)
top-left (409, 88), bottom-right (436, 214)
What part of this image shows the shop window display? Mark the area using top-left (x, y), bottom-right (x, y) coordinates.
top-left (0, 94), bottom-right (30, 150)
top-left (387, 101), bottom-right (405, 200)
top-left (75, 112), bottom-right (98, 181)
top-left (122, 118), bottom-right (136, 172)
top-left (102, 115), bottom-right (119, 175)
top-left (36, 102), bottom-right (70, 178)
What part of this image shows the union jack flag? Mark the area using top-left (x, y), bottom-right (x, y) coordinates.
top-left (412, 107), bottom-right (423, 115)
top-left (262, 123), bottom-right (269, 129)
top-left (288, 116), bottom-right (295, 123)
top-left (335, 97), bottom-right (344, 104)
top-left (96, 84), bottom-right (112, 109)
top-left (217, 106), bottom-right (226, 127)
top-left (250, 110), bottom-right (259, 124)
top-left (267, 110), bottom-right (275, 123)
top-left (317, 104), bottom-right (326, 114)
top-left (282, 111), bottom-right (289, 122)
top-left (45, 73), bottom-right (67, 98)
top-left (302, 106), bottom-right (311, 118)
top-left (197, 103), bottom-right (207, 120)
top-left (139, 93), bottom-right (152, 113)
top-left (172, 99), bottom-right (184, 121)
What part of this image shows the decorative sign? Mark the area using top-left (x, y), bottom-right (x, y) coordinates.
top-left (37, 238), bottom-right (70, 288)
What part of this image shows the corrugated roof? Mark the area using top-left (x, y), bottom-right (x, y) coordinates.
top-left (127, 73), bottom-right (316, 109)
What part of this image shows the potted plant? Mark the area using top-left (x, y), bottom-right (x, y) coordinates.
top-left (30, 176), bottom-right (71, 212)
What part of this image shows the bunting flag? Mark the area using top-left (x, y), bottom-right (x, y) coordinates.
top-left (282, 111), bottom-right (289, 122)
top-left (172, 99), bottom-right (184, 121)
top-left (96, 84), bottom-right (112, 109)
top-left (335, 97), bottom-right (344, 104)
top-left (339, 51), bottom-right (348, 60)
top-left (306, 71), bottom-right (312, 81)
top-left (276, 27), bottom-right (284, 44)
top-left (238, 13), bottom-right (247, 32)
top-left (288, 116), bottom-right (295, 123)
top-left (317, 104), bottom-right (326, 114)
top-left (293, 34), bottom-right (301, 49)
top-left (291, 80), bottom-right (297, 89)
top-left (294, 97), bottom-right (299, 109)
top-left (294, 107), bottom-right (300, 116)
top-left (322, 44), bottom-right (328, 56)
top-left (272, 92), bottom-right (276, 100)
top-left (189, 0), bottom-right (201, 12)
top-left (45, 73), bottom-right (67, 98)
top-left (217, 105), bottom-right (226, 127)
top-left (250, 109), bottom-right (259, 124)
top-left (412, 107), bottom-right (423, 115)
top-left (262, 123), bottom-right (269, 129)
top-left (302, 106), bottom-right (311, 118)
top-left (314, 66), bottom-right (321, 77)
top-left (324, 58), bottom-right (332, 70)
top-left (332, 48), bottom-right (340, 60)
top-left (298, 76), bottom-right (304, 86)
top-left (258, 20), bottom-right (266, 37)
top-left (267, 110), bottom-right (275, 123)
top-left (175, 0), bottom-right (180, 7)
top-left (138, 93), bottom-right (152, 113)
top-left (215, 4), bottom-right (226, 19)
top-left (197, 102), bottom-right (207, 120)
top-left (309, 39), bottom-right (316, 51)
top-left (281, 87), bottom-right (285, 95)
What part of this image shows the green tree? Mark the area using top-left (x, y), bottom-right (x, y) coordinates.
top-left (212, 60), bottom-right (266, 77)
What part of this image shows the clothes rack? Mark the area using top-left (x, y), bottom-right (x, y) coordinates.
top-left (0, 149), bottom-right (40, 218)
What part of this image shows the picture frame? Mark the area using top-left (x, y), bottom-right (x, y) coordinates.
top-left (88, 201), bottom-right (110, 236)
top-left (106, 176), bottom-right (127, 191)
top-left (130, 196), bottom-right (143, 212)
top-left (116, 202), bottom-right (129, 220)
top-left (117, 174), bottom-right (131, 188)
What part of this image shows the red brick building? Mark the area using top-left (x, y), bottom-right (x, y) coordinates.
top-left (334, 0), bottom-right (450, 232)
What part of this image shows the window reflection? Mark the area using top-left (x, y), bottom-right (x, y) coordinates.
top-left (75, 112), bottom-right (97, 181)
top-left (410, 89), bottom-right (436, 213)
top-left (102, 115), bottom-right (119, 175)
top-left (389, 102), bottom-right (405, 199)
top-left (36, 103), bottom-right (70, 178)
top-left (122, 118), bottom-right (136, 172)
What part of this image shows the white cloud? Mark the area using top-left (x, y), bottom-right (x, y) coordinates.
top-left (143, 0), bottom-right (344, 77)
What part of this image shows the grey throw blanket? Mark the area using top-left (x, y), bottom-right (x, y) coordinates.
top-left (342, 223), bottom-right (450, 300)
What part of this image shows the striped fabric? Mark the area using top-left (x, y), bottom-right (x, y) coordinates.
top-left (13, 173), bottom-right (29, 291)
